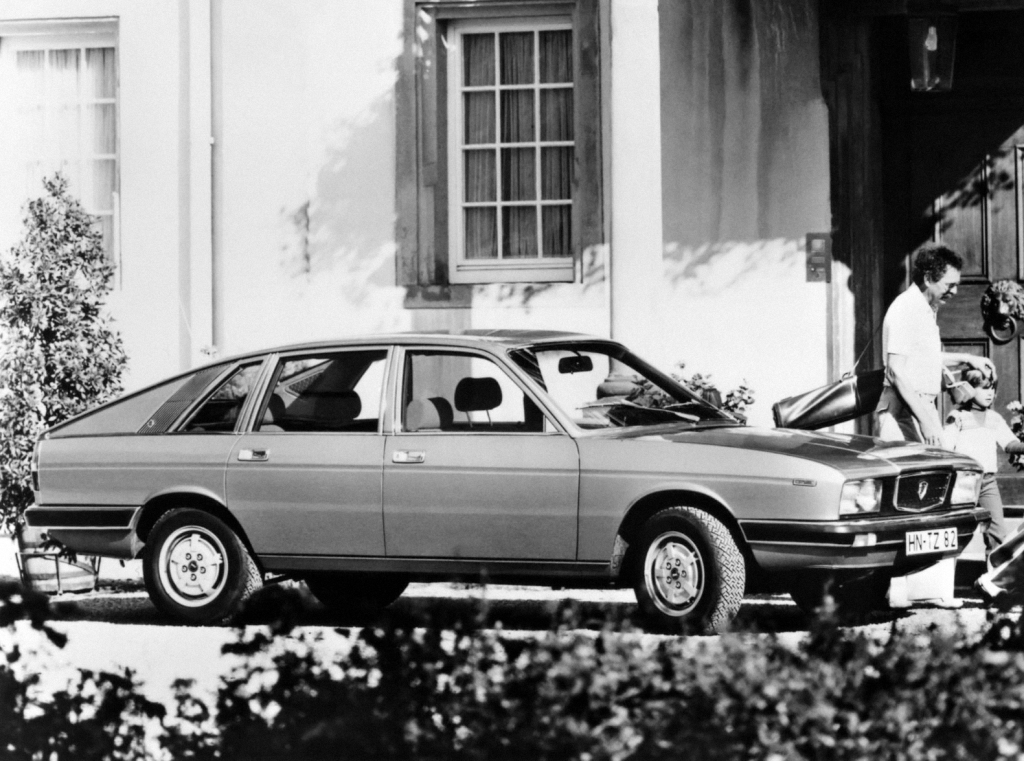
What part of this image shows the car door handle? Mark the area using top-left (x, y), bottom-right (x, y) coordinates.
top-left (392, 450), bottom-right (425, 464)
top-left (238, 449), bottom-right (269, 462)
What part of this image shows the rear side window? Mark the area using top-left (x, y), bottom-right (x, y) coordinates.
top-left (49, 378), bottom-right (188, 438)
top-left (256, 349), bottom-right (388, 433)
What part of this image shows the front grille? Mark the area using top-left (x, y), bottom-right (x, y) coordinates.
top-left (894, 471), bottom-right (951, 512)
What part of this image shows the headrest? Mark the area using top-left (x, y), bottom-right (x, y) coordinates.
top-left (311, 391), bottom-right (360, 424)
top-left (454, 377), bottom-right (502, 412)
top-left (406, 397), bottom-right (454, 432)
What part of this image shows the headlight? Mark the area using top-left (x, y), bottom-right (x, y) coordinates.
top-left (840, 478), bottom-right (882, 516)
top-left (951, 470), bottom-right (982, 505)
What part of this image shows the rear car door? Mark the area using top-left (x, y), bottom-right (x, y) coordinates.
top-left (226, 347), bottom-right (389, 557)
top-left (382, 347), bottom-right (579, 559)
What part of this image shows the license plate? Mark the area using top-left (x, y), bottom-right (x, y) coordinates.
top-left (905, 528), bottom-right (959, 556)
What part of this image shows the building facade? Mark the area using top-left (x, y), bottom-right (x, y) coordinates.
top-left (0, 0), bottom-right (839, 433)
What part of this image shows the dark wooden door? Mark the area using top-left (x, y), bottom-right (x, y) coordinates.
top-left (878, 11), bottom-right (1024, 505)
top-left (891, 103), bottom-right (1024, 503)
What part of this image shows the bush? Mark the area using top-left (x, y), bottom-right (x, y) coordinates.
top-left (4, 582), bottom-right (1024, 760)
top-left (0, 174), bottom-right (126, 532)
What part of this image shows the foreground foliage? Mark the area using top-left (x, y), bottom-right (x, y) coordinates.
top-left (1, 583), bottom-right (1024, 760)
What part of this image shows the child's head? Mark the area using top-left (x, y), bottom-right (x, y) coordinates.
top-left (962, 367), bottom-right (997, 409)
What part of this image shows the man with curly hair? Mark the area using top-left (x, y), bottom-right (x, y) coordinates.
top-left (874, 243), bottom-right (994, 445)
top-left (875, 242), bottom-right (994, 608)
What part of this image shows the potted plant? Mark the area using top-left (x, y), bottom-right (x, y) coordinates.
top-left (0, 174), bottom-right (127, 593)
top-left (980, 279), bottom-right (1024, 343)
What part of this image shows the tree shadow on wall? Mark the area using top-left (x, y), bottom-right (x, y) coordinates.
top-left (279, 93), bottom-right (398, 306)
top-left (663, 238), bottom-right (803, 297)
top-left (484, 244), bottom-right (608, 309)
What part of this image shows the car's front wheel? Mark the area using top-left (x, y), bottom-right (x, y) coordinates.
top-left (143, 508), bottom-right (262, 624)
top-left (632, 507), bottom-right (745, 634)
top-left (304, 573), bottom-right (409, 611)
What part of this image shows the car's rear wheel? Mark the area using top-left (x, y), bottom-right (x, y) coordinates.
top-left (787, 570), bottom-right (890, 621)
top-left (632, 507), bottom-right (745, 634)
top-left (304, 573), bottom-right (409, 611)
top-left (143, 508), bottom-right (262, 624)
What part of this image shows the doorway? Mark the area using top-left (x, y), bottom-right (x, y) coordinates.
top-left (879, 10), bottom-right (1024, 505)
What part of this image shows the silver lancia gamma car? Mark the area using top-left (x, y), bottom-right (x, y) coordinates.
top-left (27, 331), bottom-right (986, 630)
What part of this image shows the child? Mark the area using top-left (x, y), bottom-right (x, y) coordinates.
top-left (891, 367), bottom-right (1020, 609)
top-left (941, 368), bottom-right (1020, 554)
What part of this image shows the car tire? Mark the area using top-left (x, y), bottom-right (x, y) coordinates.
top-left (632, 507), bottom-right (745, 634)
top-left (788, 570), bottom-right (890, 621)
top-left (304, 573), bottom-right (409, 611)
top-left (143, 508), bottom-right (262, 625)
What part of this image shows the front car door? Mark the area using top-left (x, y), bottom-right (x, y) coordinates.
top-left (226, 347), bottom-right (390, 558)
top-left (382, 347), bottom-right (579, 560)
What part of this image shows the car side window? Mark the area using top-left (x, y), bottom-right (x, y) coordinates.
top-left (402, 351), bottom-right (551, 433)
top-left (180, 363), bottom-right (264, 433)
top-left (256, 349), bottom-right (387, 433)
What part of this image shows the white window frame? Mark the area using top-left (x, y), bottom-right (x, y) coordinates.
top-left (446, 16), bottom-right (575, 285)
top-left (0, 20), bottom-right (120, 268)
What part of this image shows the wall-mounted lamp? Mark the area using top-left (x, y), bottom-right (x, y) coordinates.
top-left (908, 10), bottom-right (958, 92)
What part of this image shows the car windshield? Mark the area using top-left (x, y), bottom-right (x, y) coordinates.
top-left (509, 342), bottom-right (736, 430)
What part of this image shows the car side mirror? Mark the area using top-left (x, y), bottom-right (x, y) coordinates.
top-left (558, 355), bottom-right (593, 374)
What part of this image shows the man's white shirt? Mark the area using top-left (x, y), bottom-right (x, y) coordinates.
top-left (883, 284), bottom-right (942, 397)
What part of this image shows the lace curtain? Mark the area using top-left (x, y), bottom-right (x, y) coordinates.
top-left (6, 43), bottom-right (117, 255)
top-left (462, 29), bottom-right (573, 261)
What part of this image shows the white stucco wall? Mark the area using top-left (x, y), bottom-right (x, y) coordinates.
top-left (214, 0), bottom-right (607, 358)
top-left (657, 0), bottom-right (832, 426)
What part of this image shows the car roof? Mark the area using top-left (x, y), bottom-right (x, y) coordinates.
top-left (211, 330), bottom-right (610, 366)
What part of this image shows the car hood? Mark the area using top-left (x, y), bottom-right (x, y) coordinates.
top-left (591, 424), bottom-right (980, 476)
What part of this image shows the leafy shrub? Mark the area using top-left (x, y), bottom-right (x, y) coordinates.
top-left (0, 174), bottom-right (126, 532)
top-left (4, 582), bottom-right (1024, 760)
top-left (629, 362), bottom-right (755, 416)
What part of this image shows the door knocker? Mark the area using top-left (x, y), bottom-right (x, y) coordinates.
top-left (981, 280), bottom-right (1024, 344)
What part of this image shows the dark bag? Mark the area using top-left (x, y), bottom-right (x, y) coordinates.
top-left (772, 369), bottom-right (885, 430)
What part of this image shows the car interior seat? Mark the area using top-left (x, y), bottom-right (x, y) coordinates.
top-left (310, 390), bottom-right (361, 430)
top-left (454, 377), bottom-right (502, 426)
top-left (260, 393), bottom-right (287, 432)
top-left (405, 397), bottom-right (454, 432)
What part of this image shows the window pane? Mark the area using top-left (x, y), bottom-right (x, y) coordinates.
top-left (542, 206), bottom-right (571, 258)
top-left (500, 90), bottom-right (534, 142)
top-left (503, 207), bottom-right (538, 258)
top-left (465, 208), bottom-right (497, 259)
top-left (463, 34), bottom-right (495, 86)
top-left (463, 92), bottom-right (495, 144)
top-left (54, 105), bottom-right (81, 159)
top-left (540, 30), bottom-right (573, 83)
top-left (500, 32), bottom-right (533, 85)
top-left (91, 159), bottom-right (115, 211)
top-left (49, 49), bottom-right (80, 102)
top-left (260, 350), bottom-right (387, 432)
top-left (85, 48), bottom-right (116, 99)
top-left (95, 215), bottom-right (113, 259)
top-left (541, 147), bottom-right (573, 200)
top-left (404, 352), bottom-right (539, 431)
top-left (540, 89), bottom-right (573, 141)
top-left (15, 51), bottom-right (45, 98)
top-left (182, 363), bottom-right (263, 433)
top-left (501, 148), bottom-right (535, 201)
top-left (87, 104), bottom-right (117, 153)
top-left (464, 150), bottom-right (496, 202)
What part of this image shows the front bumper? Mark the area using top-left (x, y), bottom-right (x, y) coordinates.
top-left (24, 506), bottom-right (144, 559)
top-left (740, 506), bottom-right (987, 573)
